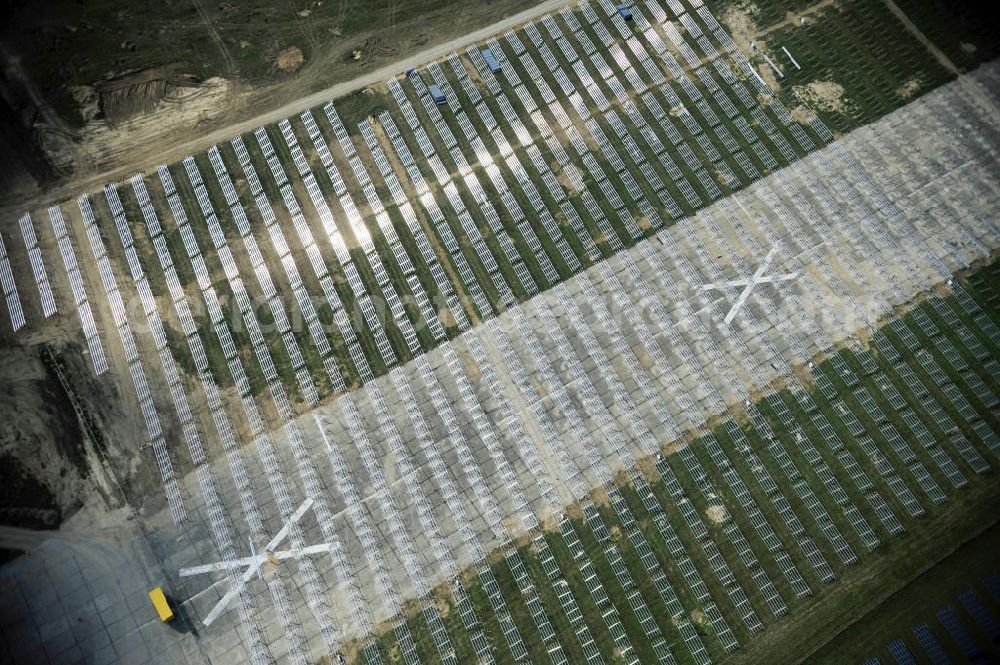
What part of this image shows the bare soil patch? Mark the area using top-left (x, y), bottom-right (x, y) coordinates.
top-left (794, 80), bottom-right (851, 114)
top-left (552, 161), bottom-right (576, 193)
top-left (539, 512), bottom-right (561, 533)
top-left (790, 105), bottom-right (818, 124)
top-left (633, 345), bottom-right (655, 371)
top-left (459, 349), bottom-right (482, 382)
top-left (895, 76), bottom-right (923, 100)
top-left (634, 456), bottom-right (660, 482)
top-left (275, 46), bottom-right (305, 72)
top-left (72, 77), bottom-right (234, 177)
top-left (590, 484), bottom-right (610, 508)
top-left (93, 66), bottom-right (202, 122)
top-left (350, 35), bottom-right (399, 64)
top-left (705, 504), bottom-right (729, 524)
top-left (757, 62), bottom-right (782, 93)
top-left (721, 5), bottom-right (761, 55)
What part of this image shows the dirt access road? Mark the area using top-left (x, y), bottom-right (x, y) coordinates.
top-left (1, 0), bottom-right (576, 220)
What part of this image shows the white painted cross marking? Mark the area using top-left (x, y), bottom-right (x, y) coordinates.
top-left (180, 542), bottom-right (334, 577)
top-left (182, 498), bottom-right (314, 626)
top-left (700, 248), bottom-right (799, 324)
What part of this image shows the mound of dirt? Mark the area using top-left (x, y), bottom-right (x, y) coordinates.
top-left (70, 85), bottom-right (101, 123)
top-left (276, 46), bottom-right (305, 72)
top-left (705, 504), bottom-right (729, 524)
top-left (895, 76), bottom-right (923, 100)
top-left (794, 80), bottom-right (850, 114)
top-left (75, 76), bottom-right (232, 176)
top-left (93, 66), bottom-right (201, 123)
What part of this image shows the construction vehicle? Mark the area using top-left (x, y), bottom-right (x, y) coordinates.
top-left (148, 587), bottom-right (175, 622)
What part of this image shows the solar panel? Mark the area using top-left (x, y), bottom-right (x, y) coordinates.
top-left (936, 606), bottom-right (983, 659)
top-left (908, 624), bottom-right (949, 665)
top-left (885, 640), bottom-right (917, 665)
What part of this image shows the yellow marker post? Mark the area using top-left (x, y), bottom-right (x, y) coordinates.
top-left (148, 587), bottom-right (175, 622)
